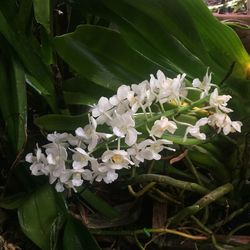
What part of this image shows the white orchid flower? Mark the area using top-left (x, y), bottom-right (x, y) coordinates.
top-left (91, 96), bottom-right (114, 124)
top-left (101, 149), bottom-right (134, 170)
top-left (25, 145), bottom-right (48, 176)
top-left (72, 147), bottom-right (94, 170)
top-left (136, 139), bottom-right (174, 161)
top-left (110, 112), bottom-right (140, 146)
top-left (184, 117), bottom-right (208, 140)
top-left (156, 70), bottom-right (187, 104)
top-left (209, 88), bottom-right (233, 113)
top-left (208, 113), bottom-right (242, 135)
top-left (192, 70), bottom-right (212, 98)
top-left (75, 116), bottom-right (104, 152)
top-left (91, 159), bottom-right (118, 184)
top-left (150, 117), bottom-right (177, 138)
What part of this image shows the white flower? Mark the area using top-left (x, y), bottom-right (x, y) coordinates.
top-left (110, 85), bottom-right (131, 106)
top-left (55, 181), bottom-right (65, 192)
top-left (192, 70), bottom-right (212, 98)
top-left (101, 149), bottom-right (134, 170)
top-left (60, 168), bottom-right (92, 187)
top-left (110, 112), bottom-right (140, 146)
top-left (75, 116), bottom-right (104, 151)
top-left (127, 144), bottom-right (145, 167)
top-left (231, 121), bottom-right (243, 133)
top-left (208, 113), bottom-right (242, 135)
top-left (91, 160), bottom-right (118, 184)
top-left (136, 139), bottom-right (174, 161)
top-left (47, 132), bottom-right (69, 143)
top-left (128, 80), bottom-right (153, 112)
top-left (184, 117), bottom-right (208, 140)
top-left (25, 146), bottom-right (48, 176)
top-left (150, 117), bottom-right (177, 138)
top-left (156, 70), bottom-right (186, 104)
top-left (109, 85), bottom-right (132, 115)
top-left (72, 147), bottom-right (94, 170)
top-left (45, 144), bottom-right (68, 184)
top-left (91, 97), bottom-right (113, 124)
top-left (209, 88), bottom-right (232, 113)
top-left (44, 132), bottom-right (69, 149)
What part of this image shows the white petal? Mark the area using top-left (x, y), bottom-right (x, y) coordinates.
top-left (125, 128), bottom-right (138, 146)
top-left (55, 182), bottom-right (64, 192)
top-left (75, 127), bottom-right (85, 137)
top-left (25, 153), bottom-right (33, 163)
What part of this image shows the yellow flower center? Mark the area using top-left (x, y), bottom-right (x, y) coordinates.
top-left (112, 154), bottom-right (124, 164)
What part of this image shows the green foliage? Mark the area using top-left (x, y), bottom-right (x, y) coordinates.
top-left (63, 215), bottom-right (101, 250)
top-left (18, 185), bottom-right (67, 249)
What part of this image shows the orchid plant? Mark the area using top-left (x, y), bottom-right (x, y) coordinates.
top-left (25, 70), bottom-right (242, 192)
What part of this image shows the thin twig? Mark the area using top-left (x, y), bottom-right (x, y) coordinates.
top-left (128, 182), bottom-right (156, 197)
top-left (91, 227), bottom-right (208, 241)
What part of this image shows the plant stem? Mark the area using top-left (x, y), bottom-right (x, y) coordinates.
top-left (184, 154), bottom-right (203, 186)
top-left (128, 182), bottom-right (156, 197)
top-left (91, 227), bottom-right (208, 241)
top-left (226, 223), bottom-right (250, 242)
top-left (131, 174), bottom-right (210, 195)
top-left (151, 187), bottom-right (181, 204)
top-left (211, 202), bottom-right (250, 229)
top-left (168, 183), bottom-right (233, 225)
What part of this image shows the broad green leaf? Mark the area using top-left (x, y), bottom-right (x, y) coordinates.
top-left (54, 25), bottom-right (173, 90)
top-left (32, 0), bottom-right (51, 33)
top-left (63, 215), bottom-right (101, 250)
top-left (63, 76), bottom-right (114, 100)
top-left (18, 185), bottom-right (67, 249)
top-left (63, 76), bottom-right (114, 105)
top-left (162, 135), bottom-right (206, 146)
top-left (82, 0), bottom-right (250, 81)
top-left (0, 10), bottom-right (58, 111)
top-left (80, 0), bottom-right (210, 80)
top-left (35, 113), bottom-right (88, 131)
top-left (64, 91), bottom-right (98, 105)
top-left (0, 193), bottom-right (26, 209)
top-left (16, 0), bottom-right (33, 32)
top-left (106, 0), bottom-right (250, 79)
top-left (188, 149), bottom-right (230, 184)
top-left (10, 57), bottom-right (27, 152)
top-left (102, 0), bottom-right (214, 78)
top-left (79, 188), bottom-right (119, 219)
top-left (179, 0), bottom-right (250, 77)
top-left (0, 55), bottom-right (27, 153)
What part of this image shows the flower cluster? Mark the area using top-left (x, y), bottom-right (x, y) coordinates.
top-left (26, 70), bottom-right (242, 192)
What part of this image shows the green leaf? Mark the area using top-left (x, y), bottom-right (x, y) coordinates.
top-left (63, 76), bottom-right (114, 101)
top-left (179, 0), bottom-right (250, 77)
top-left (16, 0), bottom-right (33, 32)
top-left (63, 215), bottom-right (101, 250)
top-left (54, 25), bottom-right (172, 90)
top-left (32, 0), bottom-right (51, 33)
top-left (0, 9), bottom-right (58, 111)
top-left (101, 0), bottom-right (212, 78)
top-left (188, 148), bottom-right (230, 184)
top-left (18, 185), bottom-right (67, 250)
top-left (35, 113), bottom-right (88, 131)
top-left (79, 188), bottom-right (119, 219)
top-left (162, 134), bottom-right (206, 146)
top-left (0, 55), bottom-right (27, 153)
top-left (63, 91), bottom-right (98, 105)
top-left (109, 0), bottom-right (250, 78)
top-left (0, 193), bottom-right (26, 209)
top-left (82, 0), bottom-right (250, 82)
